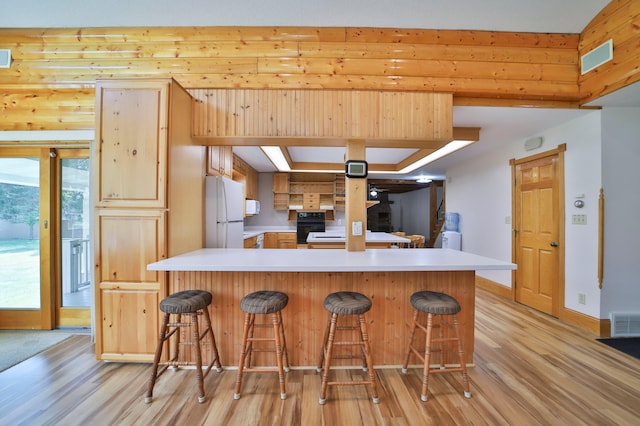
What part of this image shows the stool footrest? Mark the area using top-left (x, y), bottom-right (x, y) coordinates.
top-left (167, 322), bottom-right (193, 328)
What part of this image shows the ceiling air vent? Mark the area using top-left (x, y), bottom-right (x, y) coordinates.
top-left (0, 49), bottom-right (11, 68)
top-left (581, 39), bottom-right (613, 75)
top-left (610, 312), bottom-right (640, 337)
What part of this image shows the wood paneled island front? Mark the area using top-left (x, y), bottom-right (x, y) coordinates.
top-left (148, 248), bottom-right (515, 368)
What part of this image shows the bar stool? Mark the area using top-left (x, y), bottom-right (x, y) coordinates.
top-left (401, 291), bottom-right (471, 402)
top-left (234, 290), bottom-right (290, 400)
top-left (144, 289), bottom-right (222, 404)
top-left (316, 291), bottom-right (379, 405)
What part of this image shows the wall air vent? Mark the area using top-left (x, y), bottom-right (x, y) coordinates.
top-left (581, 39), bottom-right (613, 75)
top-left (610, 312), bottom-right (640, 337)
top-left (0, 49), bottom-right (11, 68)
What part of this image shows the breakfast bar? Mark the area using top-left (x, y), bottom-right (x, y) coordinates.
top-left (148, 248), bottom-right (515, 368)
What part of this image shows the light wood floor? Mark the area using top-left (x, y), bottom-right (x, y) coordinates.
top-left (1, 288), bottom-right (639, 425)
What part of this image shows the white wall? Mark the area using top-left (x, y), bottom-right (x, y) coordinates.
top-left (447, 110), bottom-right (603, 317)
top-left (600, 107), bottom-right (640, 317)
top-left (388, 188), bottom-right (430, 236)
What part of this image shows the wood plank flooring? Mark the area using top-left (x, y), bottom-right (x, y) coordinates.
top-left (1, 288), bottom-right (639, 425)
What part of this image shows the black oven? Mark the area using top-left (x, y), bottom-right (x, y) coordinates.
top-left (296, 212), bottom-right (326, 244)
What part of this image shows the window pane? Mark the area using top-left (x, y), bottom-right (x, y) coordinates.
top-left (60, 158), bottom-right (91, 308)
top-left (0, 158), bottom-right (41, 309)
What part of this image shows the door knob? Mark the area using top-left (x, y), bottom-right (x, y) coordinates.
top-left (550, 242), bottom-right (559, 247)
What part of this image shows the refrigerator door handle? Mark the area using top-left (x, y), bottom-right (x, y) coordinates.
top-left (219, 179), bottom-right (228, 224)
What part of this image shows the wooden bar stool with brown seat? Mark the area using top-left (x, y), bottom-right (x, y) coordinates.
top-left (144, 289), bottom-right (222, 404)
top-left (234, 290), bottom-right (290, 400)
top-left (316, 291), bottom-right (379, 405)
top-left (402, 290), bottom-right (471, 402)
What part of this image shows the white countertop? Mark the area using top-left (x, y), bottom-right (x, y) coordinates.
top-left (147, 248), bottom-right (516, 273)
top-left (307, 231), bottom-right (410, 243)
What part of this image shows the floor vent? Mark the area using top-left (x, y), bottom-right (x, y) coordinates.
top-left (610, 312), bottom-right (640, 337)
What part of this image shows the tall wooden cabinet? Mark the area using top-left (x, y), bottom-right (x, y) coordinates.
top-left (94, 78), bottom-right (205, 361)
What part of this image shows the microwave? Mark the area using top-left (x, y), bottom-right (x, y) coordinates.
top-left (245, 199), bottom-right (260, 215)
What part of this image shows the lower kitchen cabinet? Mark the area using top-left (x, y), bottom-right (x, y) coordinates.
top-left (263, 232), bottom-right (297, 249)
top-left (244, 235), bottom-right (258, 248)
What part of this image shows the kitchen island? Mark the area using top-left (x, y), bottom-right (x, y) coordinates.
top-left (306, 231), bottom-right (410, 248)
top-left (148, 248), bottom-right (515, 368)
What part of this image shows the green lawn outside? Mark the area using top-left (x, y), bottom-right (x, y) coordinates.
top-left (0, 239), bottom-right (40, 308)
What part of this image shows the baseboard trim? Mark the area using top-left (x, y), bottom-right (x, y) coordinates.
top-left (475, 275), bottom-right (609, 337)
top-left (475, 275), bottom-right (512, 299)
top-left (560, 308), bottom-right (608, 337)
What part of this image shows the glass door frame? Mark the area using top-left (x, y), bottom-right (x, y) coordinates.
top-left (55, 148), bottom-right (91, 327)
top-left (0, 147), bottom-right (55, 329)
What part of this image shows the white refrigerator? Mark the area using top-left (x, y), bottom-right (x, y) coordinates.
top-left (205, 176), bottom-right (244, 248)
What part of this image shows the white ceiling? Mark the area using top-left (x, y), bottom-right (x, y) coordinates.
top-left (2, 0), bottom-right (608, 33)
top-left (5, 0), bottom-right (638, 180)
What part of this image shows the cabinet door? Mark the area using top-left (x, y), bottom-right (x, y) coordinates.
top-left (207, 146), bottom-right (233, 178)
top-left (263, 232), bottom-right (277, 248)
top-left (246, 169), bottom-right (259, 200)
top-left (244, 236), bottom-right (257, 248)
top-left (99, 287), bottom-right (159, 361)
top-left (273, 173), bottom-right (289, 193)
top-left (95, 80), bottom-right (169, 208)
top-left (277, 233), bottom-right (297, 249)
top-left (94, 208), bottom-right (166, 360)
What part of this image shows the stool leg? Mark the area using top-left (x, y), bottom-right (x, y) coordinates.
top-left (277, 310), bottom-right (290, 372)
top-left (358, 313), bottom-right (379, 404)
top-left (234, 312), bottom-right (254, 400)
top-left (316, 316), bottom-right (331, 373)
top-left (452, 314), bottom-right (472, 398)
top-left (173, 314), bottom-right (182, 368)
top-left (272, 312), bottom-right (287, 400)
top-left (190, 313), bottom-right (207, 403)
top-left (319, 313), bottom-right (338, 405)
top-left (402, 308), bottom-right (420, 374)
top-left (201, 307), bottom-right (223, 373)
top-left (421, 313), bottom-right (435, 402)
top-left (144, 312), bottom-right (170, 403)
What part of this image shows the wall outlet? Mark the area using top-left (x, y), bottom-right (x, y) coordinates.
top-left (572, 214), bottom-right (587, 225)
top-left (352, 221), bottom-right (362, 236)
top-left (578, 293), bottom-right (586, 304)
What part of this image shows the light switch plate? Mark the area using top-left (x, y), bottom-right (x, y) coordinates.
top-left (352, 221), bottom-right (363, 236)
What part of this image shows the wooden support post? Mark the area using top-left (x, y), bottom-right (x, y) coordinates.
top-left (345, 140), bottom-right (366, 251)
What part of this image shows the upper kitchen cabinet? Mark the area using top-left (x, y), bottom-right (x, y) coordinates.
top-left (95, 80), bottom-right (170, 208)
top-left (207, 146), bottom-right (233, 179)
top-left (232, 154), bottom-right (259, 200)
top-left (272, 173), bottom-right (290, 210)
top-left (272, 172), bottom-right (338, 220)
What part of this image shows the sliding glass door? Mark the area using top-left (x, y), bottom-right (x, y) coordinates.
top-left (0, 148), bottom-right (52, 329)
top-left (0, 147), bottom-right (91, 329)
